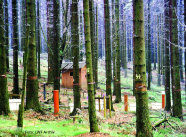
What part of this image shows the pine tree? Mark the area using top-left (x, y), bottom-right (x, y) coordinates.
top-left (36, 0), bottom-right (41, 78)
top-left (26, 0), bottom-right (41, 112)
top-left (114, 0), bottom-right (121, 103)
top-left (12, 0), bottom-right (19, 95)
top-left (112, 0), bottom-right (116, 96)
top-left (134, 0), bottom-right (152, 136)
top-left (70, 0), bottom-right (81, 116)
top-left (147, 0), bottom-right (151, 90)
top-left (83, 0), bottom-right (99, 132)
top-left (104, 0), bottom-right (114, 109)
top-left (170, 0), bottom-right (183, 119)
top-left (164, 0), bottom-right (171, 111)
top-left (47, 0), bottom-right (55, 83)
top-left (89, 0), bottom-right (97, 90)
top-left (4, 0), bottom-right (9, 72)
top-left (0, 0), bottom-right (10, 115)
top-left (53, 0), bottom-right (60, 91)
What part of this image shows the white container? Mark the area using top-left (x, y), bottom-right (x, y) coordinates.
top-left (9, 99), bottom-right (21, 111)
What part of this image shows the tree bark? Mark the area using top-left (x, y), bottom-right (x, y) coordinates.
top-left (104, 0), bottom-right (114, 110)
top-left (147, 0), bottom-right (151, 90)
top-left (170, 0), bottom-right (183, 119)
top-left (12, 0), bottom-right (19, 95)
top-left (134, 0), bottom-right (152, 136)
top-left (70, 0), bottom-right (81, 116)
top-left (26, 0), bottom-right (41, 112)
top-left (115, 0), bottom-right (121, 103)
top-left (164, 0), bottom-right (171, 111)
top-left (83, 0), bottom-right (99, 132)
top-left (0, 0), bottom-right (10, 115)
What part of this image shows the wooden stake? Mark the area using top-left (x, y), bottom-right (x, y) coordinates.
top-left (109, 95), bottom-right (111, 118)
top-left (104, 96), bottom-right (106, 117)
top-left (162, 92), bottom-right (165, 109)
top-left (124, 94), bottom-right (128, 112)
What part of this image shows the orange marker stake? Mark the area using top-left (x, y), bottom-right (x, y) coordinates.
top-left (124, 94), bottom-right (128, 112)
top-left (162, 91), bottom-right (165, 109)
top-left (53, 90), bottom-right (59, 116)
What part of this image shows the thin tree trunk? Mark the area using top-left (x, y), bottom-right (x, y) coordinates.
top-left (12, 0), bottom-right (19, 95)
top-left (70, 0), bottom-right (81, 116)
top-left (164, 0), bottom-right (171, 111)
top-left (47, 0), bottom-right (54, 83)
top-left (104, 0), bottom-right (114, 110)
top-left (134, 0), bottom-right (152, 136)
top-left (114, 0), bottom-right (121, 103)
top-left (5, 0), bottom-right (9, 72)
top-left (83, 0), bottom-right (99, 132)
top-left (37, 0), bottom-right (41, 78)
top-left (147, 0), bottom-right (151, 90)
top-left (112, 0), bottom-right (116, 96)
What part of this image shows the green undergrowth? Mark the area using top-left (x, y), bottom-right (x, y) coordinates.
top-left (0, 116), bottom-right (89, 137)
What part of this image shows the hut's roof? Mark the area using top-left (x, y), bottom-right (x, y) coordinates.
top-left (62, 62), bottom-right (86, 70)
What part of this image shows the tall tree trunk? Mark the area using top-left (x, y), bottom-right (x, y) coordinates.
top-left (132, 0), bottom-right (136, 96)
top-left (12, 0), bottom-right (19, 95)
top-left (112, 0), bottom-right (116, 96)
top-left (53, 0), bottom-right (60, 91)
top-left (147, 0), bottom-right (151, 90)
top-left (70, 0), bottom-right (81, 116)
top-left (89, 0), bottom-right (96, 91)
top-left (115, 0), bottom-right (121, 103)
top-left (95, 4), bottom-right (98, 89)
top-left (164, 0), bottom-right (171, 111)
top-left (0, 0), bottom-right (10, 115)
top-left (36, 0), bottom-right (41, 78)
top-left (47, 0), bottom-right (54, 83)
top-left (26, 0), bottom-right (41, 112)
top-left (104, 0), bottom-right (114, 110)
top-left (123, 15), bottom-right (127, 77)
top-left (134, 0), bottom-right (152, 136)
top-left (5, 0), bottom-right (9, 72)
top-left (157, 15), bottom-right (161, 86)
top-left (170, 0), bottom-right (183, 119)
top-left (83, 0), bottom-right (99, 132)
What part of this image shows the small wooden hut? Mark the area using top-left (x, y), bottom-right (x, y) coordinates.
top-left (61, 62), bottom-right (87, 89)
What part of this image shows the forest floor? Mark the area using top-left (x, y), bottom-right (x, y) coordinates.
top-left (0, 51), bottom-right (186, 137)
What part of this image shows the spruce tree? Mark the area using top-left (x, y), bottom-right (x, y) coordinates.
top-left (115, 0), bottom-right (121, 103)
top-left (164, 0), bottom-right (171, 111)
top-left (0, 0), bottom-right (10, 115)
top-left (12, 0), bottom-right (19, 95)
top-left (70, 0), bottom-right (81, 115)
top-left (134, 0), bottom-right (152, 136)
top-left (83, 0), bottom-right (99, 132)
top-left (170, 0), bottom-right (183, 119)
top-left (104, 0), bottom-right (114, 109)
top-left (26, 0), bottom-right (41, 112)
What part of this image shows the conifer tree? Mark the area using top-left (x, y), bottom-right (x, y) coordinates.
top-left (134, 0), bottom-right (152, 136)
top-left (170, 0), bottom-right (183, 119)
top-left (12, 0), bottom-right (19, 95)
top-left (115, 0), bottom-right (121, 103)
top-left (83, 0), bottom-right (99, 132)
top-left (26, 0), bottom-right (41, 111)
top-left (104, 0), bottom-right (114, 109)
top-left (0, 0), bottom-right (10, 115)
top-left (70, 0), bottom-right (81, 115)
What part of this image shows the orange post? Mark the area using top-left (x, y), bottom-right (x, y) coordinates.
top-left (124, 94), bottom-right (128, 112)
top-left (53, 90), bottom-right (59, 116)
top-left (162, 93), bottom-right (165, 109)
